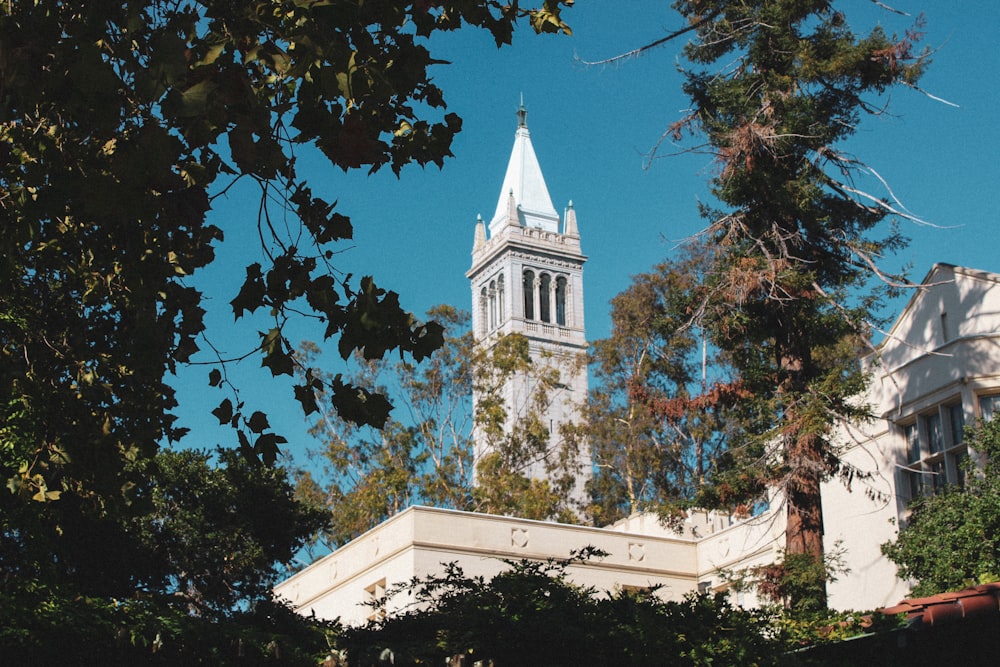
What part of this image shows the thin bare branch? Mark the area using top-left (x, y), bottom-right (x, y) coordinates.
top-left (868, 0), bottom-right (910, 16)
top-left (575, 8), bottom-right (722, 66)
top-left (901, 80), bottom-right (960, 107)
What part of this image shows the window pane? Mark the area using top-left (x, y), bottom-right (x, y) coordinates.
top-left (930, 460), bottom-right (946, 493)
top-left (498, 274), bottom-right (505, 323)
top-left (907, 468), bottom-right (922, 500)
top-left (555, 277), bottom-right (566, 326)
top-left (952, 448), bottom-right (969, 489)
top-left (905, 423), bottom-right (920, 462)
top-left (925, 413), bottom-right (943, 454)
top-left (980, 394), bottom-right (1000, 421)
top-left (489, 280), bottom-right (496, 330)
top-left (948, 403), bottom-right (965, 446)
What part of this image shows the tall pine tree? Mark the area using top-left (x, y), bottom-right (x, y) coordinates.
top-left (668, 0), bottom-right (929, 609)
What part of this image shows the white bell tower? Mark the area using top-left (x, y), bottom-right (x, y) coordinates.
top-left (466, 103), bottom-right (590, 505)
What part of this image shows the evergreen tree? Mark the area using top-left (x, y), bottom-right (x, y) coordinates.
top-left (663, 0), bottom-right (928, 608)
top-left (588, 0), bottom-right (928, 607)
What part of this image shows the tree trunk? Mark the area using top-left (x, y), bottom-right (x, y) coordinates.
top-left (779, 339), bottom-right (828, 610)
top-left (784, 432), bottom-right (828, 610)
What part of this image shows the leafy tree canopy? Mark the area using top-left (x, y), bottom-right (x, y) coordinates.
top-left (295, 307), bottom-right (583, 551)
top-left (294, 305), bottom-right (476, 549)
top-left (1, 447), bottom-right (332, 663)
top-left (0, 0), bottom-right (572, 659)
top-left (1, 0), bottom-right (572, 502)
top-left (585, 241), bottom-right (746, 526)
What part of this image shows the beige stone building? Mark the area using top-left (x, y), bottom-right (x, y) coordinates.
top-left (276, 110), bottom-right (1000, 624)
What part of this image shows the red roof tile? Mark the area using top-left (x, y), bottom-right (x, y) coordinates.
top-left (882, 582), bottom-right (1000, 628)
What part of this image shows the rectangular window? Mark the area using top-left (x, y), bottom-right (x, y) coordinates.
top-left (539, 273), bottom-right (551, 323)
top-left (950, 448), bottom-right (969, 489)
top-left (365, 578), bottom-right (387, 622)
top-left (902, 399), bottom-right (979, 499)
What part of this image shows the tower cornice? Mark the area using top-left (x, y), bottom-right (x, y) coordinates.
top-left (467, 227), bottom-right (586, 279)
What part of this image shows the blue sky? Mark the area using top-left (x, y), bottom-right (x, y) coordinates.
top-left (174, 1), bottom-right (1000, 461)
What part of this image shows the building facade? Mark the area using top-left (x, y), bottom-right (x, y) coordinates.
top-left (822, 263), bottom-right (1000, 609)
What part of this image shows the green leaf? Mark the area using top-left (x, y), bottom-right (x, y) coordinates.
top-left (254, 432), bottom-right (287, 466)
top-left (231, 264), bottom-right (266, 319)
top-left (293, 382), bottom-right (319, 416)
top-left (212, 399), bottom-right (234, 425)
top-left (260, 328), bottom-right (295, 377)
top-left (248, 411), bottom-right (270, 434)
top-left (237, 429), bottom-right (254, 460)
top-left (330, 375), bottom-right (393, 429)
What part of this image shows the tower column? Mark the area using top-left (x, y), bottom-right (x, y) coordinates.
top-left (533, 275), bottom-right (541, 323)
top-left (566, 280), bottom-right (576, 327)
top-left (548, 279), bottom-right (557, 326)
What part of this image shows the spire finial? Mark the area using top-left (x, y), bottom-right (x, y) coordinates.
top-left (517, 95), bottom-right (527, 129)
top-left (507, 188), bottom-right (519, 226)
top-left (564, 200), bottom-right (579, 238)
top-left (473, 214), bottom-right (487, 252)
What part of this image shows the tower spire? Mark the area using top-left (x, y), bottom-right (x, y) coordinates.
top-left (489, 98), bottom-right (559, 235)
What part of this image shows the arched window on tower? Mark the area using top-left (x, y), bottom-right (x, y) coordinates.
top-left (479, 286), bottom-right (488, 335)
top-left (555, 276), bottom-right (567, 326)
top-left (488, 279), bottom-right (497, 330)
top-left (539, 273), bottom-right (551, 323)
top-left (497, 274), bottom-right (505, 324)
top-left (523, 270), bottom-right (535, 320)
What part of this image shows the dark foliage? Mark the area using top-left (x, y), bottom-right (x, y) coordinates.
top-left (338, 551), bottom-right (787, 666)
